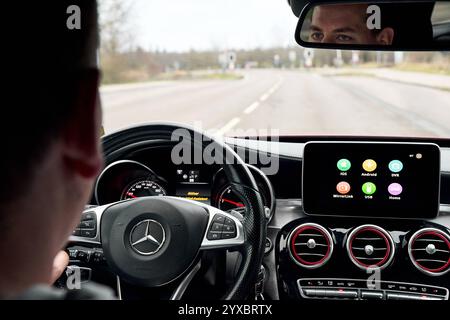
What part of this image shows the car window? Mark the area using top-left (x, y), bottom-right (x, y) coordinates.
top-left (99, 0), bottom-right (450, 138)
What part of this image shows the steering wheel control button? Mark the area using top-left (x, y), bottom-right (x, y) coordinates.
top-left (207, 231), bottom-right (221, 240)
top-left (81, 229), bottom-right (96, 238)
top-left (362, 159), bottom-right (377, 172)
top-left (207, 214), bottom-right (237, 240)
top-left (336, 181), bottom-right (351, 195)
top-left (74, 211), bottom-right (97, 238)
top-left (81, 212), bottom-right (95, 221)
top-left (337, 159), bottom-right (351, 172)
top-left (362, 182), bottom-right (377, 195)
top-left (211, 222), bottom-right (224, 232)
top-left (223, 224), bottom-right (236, 233)
top-left (206, 214), bottom-right (238, 240)
top-left (212, 215), bottom-right (225, 224)
top-left (79, 220), bottom-right (95, 229)
top-left (389, 160), bottom-right (404, 173)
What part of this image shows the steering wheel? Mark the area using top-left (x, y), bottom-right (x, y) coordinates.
top-left (71, 123), bottom-right (267, 300)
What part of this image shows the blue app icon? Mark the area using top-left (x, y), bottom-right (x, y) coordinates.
top-left (389, 160), bottom-right (403, 173)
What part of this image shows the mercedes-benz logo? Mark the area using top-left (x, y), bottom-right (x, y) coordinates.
top-left (129, 219), bottom-right (166, 255)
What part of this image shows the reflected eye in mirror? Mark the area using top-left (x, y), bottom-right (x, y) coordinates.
top-left (296, 1), bottom-right (450, 51)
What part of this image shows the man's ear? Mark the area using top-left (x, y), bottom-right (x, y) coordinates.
top-left (377, 27), bottom-right (395, 45)
top-left (62, 69), bottom-right (103, 179)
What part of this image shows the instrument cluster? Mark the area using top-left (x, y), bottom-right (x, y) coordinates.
top-left (93, 159), bottom-right (275, 221)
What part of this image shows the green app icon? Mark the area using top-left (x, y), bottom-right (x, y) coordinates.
top-left (337, 159), bottom-right (351, 171)
top-left (362, 182), bottom-right (376, 195)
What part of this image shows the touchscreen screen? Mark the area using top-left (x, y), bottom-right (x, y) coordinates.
top-left (302, 142), bottom-right (440, 218)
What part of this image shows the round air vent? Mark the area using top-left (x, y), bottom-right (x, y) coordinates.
top-left (288, 223), bottom-right (333, 269)
top-left (347, 225), bottom-right (394, 270)
top-left (408, 228), bottom-right (450, 276)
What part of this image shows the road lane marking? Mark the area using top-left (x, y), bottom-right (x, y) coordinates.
top-left (259, 77), bottom-right (283, 102)
top-left (219, 76), bottom-right (285, 135)
top-left (217, 117), bottom-right (241, 135)
top-left (244, 101), bottom-right (260, 114)
top-left (260, 93), bottom-right (270, 102)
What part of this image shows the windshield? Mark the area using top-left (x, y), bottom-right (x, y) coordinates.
top-left (99, 0), bottom-right (450, 138)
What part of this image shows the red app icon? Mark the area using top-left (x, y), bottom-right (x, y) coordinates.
top-left (336, 182), bottom-right (351, 195)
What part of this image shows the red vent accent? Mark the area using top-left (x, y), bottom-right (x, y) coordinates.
top-left (289, 223), bottom-right (333, 269)
top-left (347, 225), bottom-right (394, 270)
top-left (409, 229), bottom-right (450, 276)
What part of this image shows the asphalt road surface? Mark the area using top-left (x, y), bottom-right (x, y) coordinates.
top-left (101, 69), bottom-right (450, 138)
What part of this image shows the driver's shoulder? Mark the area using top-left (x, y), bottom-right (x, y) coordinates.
top-left (13, 282), bottom-right (116, 300)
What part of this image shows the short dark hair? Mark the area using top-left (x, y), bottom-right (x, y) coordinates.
top-left (1, 1), bottom-right (99, 204)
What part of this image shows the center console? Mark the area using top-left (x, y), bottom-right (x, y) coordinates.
top-left (275, 142), bottom-right (450, 301)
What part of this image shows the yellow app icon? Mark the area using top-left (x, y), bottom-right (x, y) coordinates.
top-left (362, 159), bottom-right (377, 172)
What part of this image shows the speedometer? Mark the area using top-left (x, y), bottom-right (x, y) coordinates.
top-left (121, 180), bottom-right (166, 200)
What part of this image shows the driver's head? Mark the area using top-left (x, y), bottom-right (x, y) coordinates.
top-left (309, 3), bottom-right (394, 45)
top-left (0, 1), bottom-right (102, 296)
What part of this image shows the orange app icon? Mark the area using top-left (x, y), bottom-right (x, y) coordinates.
top-left (336, 181), bottom-right (351, 195)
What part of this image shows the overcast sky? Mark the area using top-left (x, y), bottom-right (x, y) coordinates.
top-left (130, 0), bottom-right (298, 52)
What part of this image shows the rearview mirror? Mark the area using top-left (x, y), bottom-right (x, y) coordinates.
top-left (296, 1), bottom-right (450, 51)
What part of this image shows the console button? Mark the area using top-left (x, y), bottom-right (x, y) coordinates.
top-left (326, 289), bottom-right (358, 299)
top-left (303, 289), bottom-right (316, 297)
top-left (386, 293), bottom-right (442, 300)
top-left (67, 248), bottom-right (78, 259)
top-left (92, 251), bottom-right (106, 264)
top-left (76, 250), bottom-right (89, 262)
top-left (314, 289), bottom-right (327, 297)
top-left (361, 290), bottom-right (384, 300)
top-left (264, 238), bottom-right (273, 254)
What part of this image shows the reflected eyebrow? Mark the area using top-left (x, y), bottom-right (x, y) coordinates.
top-left (310, 25), bottom-right (323, 32)
top-left (333, 27), bottom-right (357, 33)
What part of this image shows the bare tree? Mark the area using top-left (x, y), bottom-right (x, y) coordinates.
top-left (98, 0), bottom-right (136, 55)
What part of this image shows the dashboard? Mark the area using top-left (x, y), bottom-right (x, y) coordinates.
top-left (69, 135), bottom-right (450, 301)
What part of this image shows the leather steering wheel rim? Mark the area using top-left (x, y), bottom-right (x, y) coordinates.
top-left (100, 122), bottom-right (267, 300)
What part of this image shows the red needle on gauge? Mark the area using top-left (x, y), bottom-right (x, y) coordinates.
top-left (222, 198), bottom-right (245, 207)
top-left (127, 192), bottom-right (137, 199)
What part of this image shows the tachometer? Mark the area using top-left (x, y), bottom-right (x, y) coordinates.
top-left (217, 186), bottom-right (246, 213)
top-left (121, 180), bottom-right (166, 200)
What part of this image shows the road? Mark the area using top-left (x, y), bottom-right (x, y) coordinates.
top-left (101, 69), bottom-right (450, 138)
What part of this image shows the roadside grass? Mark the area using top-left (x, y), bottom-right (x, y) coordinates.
top-left (145, 70), bottom-right (243, 82)
top-left (101, 70), bottom-right (243, 85)
top-left (392, 63), bottom-right (450, 76)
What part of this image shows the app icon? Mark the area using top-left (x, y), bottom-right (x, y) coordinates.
top-left (389, 160), bottom-right (403, 173)
top-left (336, 181), bottom-right (351, 194)
top-left (362, 159), bottom-right (377, 172)
top-left (362, 182), bottom-right (376, 195)
top-left (337, 159), bottom-right (351, 172)
top-left (388, 183), bottom-right (403, 196)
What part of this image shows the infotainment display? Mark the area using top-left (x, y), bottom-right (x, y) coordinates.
top-left (302, 142), bottom-right (441, 218)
